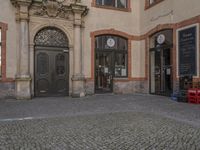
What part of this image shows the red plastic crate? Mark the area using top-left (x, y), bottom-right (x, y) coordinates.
top-left (187, 88), bottom-right (197, 103)
top-left (196, 89), bottom-right (200, 104)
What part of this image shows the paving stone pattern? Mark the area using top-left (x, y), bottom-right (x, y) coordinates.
top-left (0, 94), bottom-right (200, 149)
top-left (0, 112), bottom-right (200, 150)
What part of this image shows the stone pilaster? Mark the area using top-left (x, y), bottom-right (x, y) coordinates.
top-left (12, 0), bottom-right (32, 99)
top-left (71, 4), bottom-right (88, 97)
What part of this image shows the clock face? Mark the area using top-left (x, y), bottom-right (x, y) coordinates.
top-left (107, 38), bottom-right (115, 47)
top-left (157, 34), bottom-right (165, 44)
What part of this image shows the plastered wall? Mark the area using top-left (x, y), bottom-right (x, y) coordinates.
top-left (139, 0), bottom-right (200, 83)
top-left (140, 0), bottom-right (200, 34)
top-left (131, 40), bottom-right (146, 78)
top-left (82, 0), bottom-right (141, 78)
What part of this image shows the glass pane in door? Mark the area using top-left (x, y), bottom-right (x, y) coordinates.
top-left (162, 48), bottom-right (172, 95)
top-left (95, 52), bottom-right (113, 93)
top-left (154, 49), bottom-right (161, 93)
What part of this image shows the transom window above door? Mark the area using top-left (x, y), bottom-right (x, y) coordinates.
top-left (96, 0), bottom-right (127, 9)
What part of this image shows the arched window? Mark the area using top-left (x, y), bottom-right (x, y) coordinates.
top-left (95, 35), bottom-right (128, 77)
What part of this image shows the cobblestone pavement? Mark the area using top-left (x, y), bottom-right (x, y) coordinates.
top-left (0, 94), bottom-right (200, 149)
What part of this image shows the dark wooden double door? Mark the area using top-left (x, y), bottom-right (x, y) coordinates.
top-left (35, 48), bottom-right (69, 97)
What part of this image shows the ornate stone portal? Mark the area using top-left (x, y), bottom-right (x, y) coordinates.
top-left (11, 0), bottom-right (88, 99)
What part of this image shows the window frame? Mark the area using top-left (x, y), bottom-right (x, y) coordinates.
top-left (0, 28), bottom-right (2, 77)
top-left (92, 0), bottom-right (131, 12)
top-left (145, 0), bottom-right (164, 10)
top-left (0, 22), bottom-right (8, 81)
top-left (95, 35), bottom-right (128, 78)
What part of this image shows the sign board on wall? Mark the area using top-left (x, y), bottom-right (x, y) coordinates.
top-left (178, 26), bottom-right (197, 76)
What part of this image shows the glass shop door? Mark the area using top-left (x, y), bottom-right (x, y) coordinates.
top-left (150, 48), bottom-right (172, 96)
top-left (95, 52), bottom-right (114, 93)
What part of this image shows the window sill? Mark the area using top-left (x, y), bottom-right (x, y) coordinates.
top-left (145, 0), bottom-right (164, 10)
top-left (91, 3), bottom-right (131, 12)
top-left (113, 78), bottom-right (130, 82)
top-left (0, 78), bottom-right (15, 83)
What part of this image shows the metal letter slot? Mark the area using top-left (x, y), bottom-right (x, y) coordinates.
top-left (63, 49), bottom-right (69, 53)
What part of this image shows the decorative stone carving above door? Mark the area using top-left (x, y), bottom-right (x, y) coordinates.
top-left (11, 0), bottom-right (88, 20)
top-left (33, 0), bottom-right (71, 18)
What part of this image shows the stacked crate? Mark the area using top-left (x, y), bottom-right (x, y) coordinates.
top-left (187, 88), bottom-right (197, 104)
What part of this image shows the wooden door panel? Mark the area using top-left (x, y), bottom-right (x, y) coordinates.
top-left (54, 52), bottom-right (69, 95)
top-left (35, 51), bottom-right (51, 96)
top-left (35, 50), bottom-right (69, 97)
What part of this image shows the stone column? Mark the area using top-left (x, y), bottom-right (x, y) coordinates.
top-left (15, 0), bottom-right (32, 99)
top-left (71, 4), bottom-right (88, 97)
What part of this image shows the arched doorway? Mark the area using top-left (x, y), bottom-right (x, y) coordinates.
top-left (34, 27), bottom-right (69, 97)
top-left (149, 29), bottom-right (173, 96)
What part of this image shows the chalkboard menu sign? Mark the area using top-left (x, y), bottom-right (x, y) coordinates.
top-left (178, 26), bottom-right (197, 76)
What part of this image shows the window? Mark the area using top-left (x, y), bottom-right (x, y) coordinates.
top-left (145, 0), bottom-right (164, 9)
top-left (115, 53), bottom-right (128, 77)
top-left (0, 28), bottom-right (2, 77)
top-left (149, 0), bottom-right (155, 5)
top-left (95, 35), bottom-right (128, 77)
top-left (0, 22), bottom-right (8, 81)
top-left (96, 0), bottom-right (127, 9)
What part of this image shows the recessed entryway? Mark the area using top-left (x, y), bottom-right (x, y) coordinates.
top-left (149, 29), bottom-right (173, 96)
top-left (34, 27), bottom-right (69, 97)
top-left (95, 35), bottom-right (128, 93)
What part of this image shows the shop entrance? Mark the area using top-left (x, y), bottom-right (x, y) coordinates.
top-left (95, 35), bottom-right (128, 93)
top-left (150, 47), bottom-right (172, 95)
top-left (150, 30), bottom-right (173, 96)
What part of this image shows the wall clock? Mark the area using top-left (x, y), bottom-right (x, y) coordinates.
top-left (157, 34), bottom-right (165, 44)
top-left (107, 38), bottom-right (115, 47)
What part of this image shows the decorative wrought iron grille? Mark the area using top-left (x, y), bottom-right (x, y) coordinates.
top-left (34, 27), bottom-right (69, 47)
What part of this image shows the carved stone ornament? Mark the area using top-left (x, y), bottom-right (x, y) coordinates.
top-left (33, 0), bottom-right (84, 19)
top-left (11, 0), bottom-right (88, 19)
top-left (33, 0), bottom-right (68, 18)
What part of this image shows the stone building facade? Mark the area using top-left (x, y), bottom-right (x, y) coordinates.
top-left (0, 0), bottom-right (200, 99)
